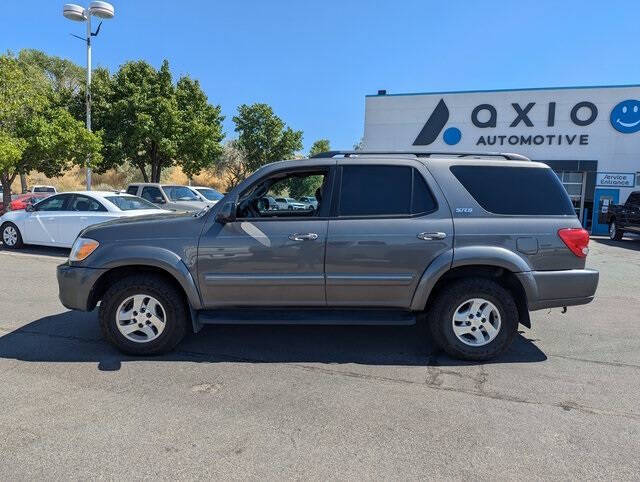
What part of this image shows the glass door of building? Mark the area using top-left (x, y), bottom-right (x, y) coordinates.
top-left (554, 171), bottom-right (587, 222)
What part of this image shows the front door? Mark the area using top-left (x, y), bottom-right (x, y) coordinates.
top-left (197, 166), bottom-right (334, 308)
top-left (23, 194), bottom-right (72, 245)
top-left (325, 162), bottom-right (453, 308)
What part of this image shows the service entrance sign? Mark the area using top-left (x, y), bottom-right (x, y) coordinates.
top-left (596, 172), bottom-right (635, 187)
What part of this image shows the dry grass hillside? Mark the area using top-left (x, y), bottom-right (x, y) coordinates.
top-left (11, 165), bottom-right (227, 194)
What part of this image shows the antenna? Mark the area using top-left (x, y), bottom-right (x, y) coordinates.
top-left (91, 20), bottom-right (102, 36)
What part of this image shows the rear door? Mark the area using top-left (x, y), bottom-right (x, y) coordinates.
top-left (325, 160), bottom-right (453, 308)
top-left (24, 194), bottom-right (73, 245)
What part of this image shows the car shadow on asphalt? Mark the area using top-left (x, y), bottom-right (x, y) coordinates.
top-left (0, 310), bottom-right (547, 369)
top-left (0, 244), bottom-right (70, 258)
top-left (592, 236), bottom-right (640, 252)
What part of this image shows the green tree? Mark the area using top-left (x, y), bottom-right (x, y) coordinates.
top-left (309, 138), bottom-right (330, 157)
top-left (286, 139), bottom-right (330, 199)
top-left (89, 60), bottom-right (224, 182)
top-left (232, 103), bottom-right (303, 174)
top-left (0, 53), bottom-right (101, 203)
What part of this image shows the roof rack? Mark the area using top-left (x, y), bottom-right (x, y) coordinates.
top-left (310, 150), bottom-right (530, 161)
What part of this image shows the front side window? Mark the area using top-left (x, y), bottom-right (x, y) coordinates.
top-left (338, 165), bottom-right (436, 217)
top-left (164, 186), bottom-right (199, 202)
top-left (237, 170), bottom-right (328, 218)
top-left (626, 192), bottom-right (640, 207)
top-left (450, 165), bottom-right (575, 215)
top-left (35, 194), bottom-right (70, 211)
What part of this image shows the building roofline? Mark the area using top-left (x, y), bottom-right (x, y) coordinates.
top-left (366, 84), bottom-right (640, 98)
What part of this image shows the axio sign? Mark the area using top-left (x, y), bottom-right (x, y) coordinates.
top-left (413, 98), bottom-right (635, 147)
top-left (362, 85), bottom-right (640, 161)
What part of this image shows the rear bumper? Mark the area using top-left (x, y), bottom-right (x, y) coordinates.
top-left (57, 263), bottom-right (106, 311)
top-left (516, 269), bottom-right (599, 311)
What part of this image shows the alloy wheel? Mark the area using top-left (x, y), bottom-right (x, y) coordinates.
top-left (2, 226), bottom-right (18, 246)
top-left (452, 298), bottom-right (501, 347)
top-left (116, 294), bottom-right (166, 343)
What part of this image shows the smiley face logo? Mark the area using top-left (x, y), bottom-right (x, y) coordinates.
top-left (610, 100), bottom-right (640, 133)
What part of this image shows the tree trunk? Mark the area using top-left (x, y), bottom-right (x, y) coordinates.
top-left (139, 166), bottom-right (149, 183)
top-left (20, 173), bottom-right (28, 194)
top-left (1, 172), bottom-right (13, 213)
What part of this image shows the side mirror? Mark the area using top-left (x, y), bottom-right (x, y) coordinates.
top-left (215, 201), bottom-right (236, 224)
top-left (26, 204), bottom-right (35, 212)
top-left (154, 196), bottom-right (166, 204)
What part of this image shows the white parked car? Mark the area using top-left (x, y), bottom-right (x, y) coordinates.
top-left (0, 191), bottom-right (168, 249)
top-left (189, 186), bottom-right (224, 204)
top-left (273, 197), bottom-right (307, 210)
top-left (31, 185), bottom-right (57, 193)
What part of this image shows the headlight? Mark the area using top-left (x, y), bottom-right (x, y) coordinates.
top-left (69, 237), bottom-right (100, 262)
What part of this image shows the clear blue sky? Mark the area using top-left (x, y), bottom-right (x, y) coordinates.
top-left (2, 0), bottom-right (639, 152)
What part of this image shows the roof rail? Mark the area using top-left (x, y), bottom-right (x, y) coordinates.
top-left (310, 150), bottom-right (530, 161)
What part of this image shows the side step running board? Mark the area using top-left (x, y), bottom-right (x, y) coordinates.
top-left (196, 309), bottom-right (417, 326)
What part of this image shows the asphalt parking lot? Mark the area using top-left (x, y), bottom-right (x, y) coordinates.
top-left (0, 237), bottom-right (638, 479)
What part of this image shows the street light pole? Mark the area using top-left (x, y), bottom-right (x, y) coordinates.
top-left (63, 2), bottom-right (115, 191)
top-left (85, 13), bottom-right (92, 190)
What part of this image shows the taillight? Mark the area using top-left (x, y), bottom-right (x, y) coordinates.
top-left (558, 228), bottom-right (590, 258)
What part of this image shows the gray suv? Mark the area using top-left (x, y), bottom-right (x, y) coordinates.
top-left (57, 151), bottom-right (599, 360)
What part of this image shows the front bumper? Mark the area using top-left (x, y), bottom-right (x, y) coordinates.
top-left (57, 263), bottom-right (107, 311)
top-left (516, 269), bottom-right (599, 311)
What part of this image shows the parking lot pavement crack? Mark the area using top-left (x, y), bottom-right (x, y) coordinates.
top-left (547, 353), bottom-right (640, 369)
top-left (287, 363), bottom-right (640, 422)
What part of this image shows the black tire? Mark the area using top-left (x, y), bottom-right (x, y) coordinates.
top-left (609, 219), bottom-right (624, 241)
top-left (1, 222), bottom-right (24, 249)
top-left (428, 278), bottom-right (519, 361)
top-left (98, 274), bottom-right (188, 355)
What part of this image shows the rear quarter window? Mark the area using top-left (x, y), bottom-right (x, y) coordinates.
top-left (450, 165), bottom-right (575, 216)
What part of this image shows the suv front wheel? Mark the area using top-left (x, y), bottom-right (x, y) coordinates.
top-left (428, 278), bottom-right (519, 361)
top-left (99, 274), bottom-right (188, 355)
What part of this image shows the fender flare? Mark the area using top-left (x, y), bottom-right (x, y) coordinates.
top-left (410, 246), bottom-right (531, 311)
top-left (89, 245), bottom-right (203, 310)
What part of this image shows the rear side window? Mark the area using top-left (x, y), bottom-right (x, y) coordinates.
top-left (450, 166), bottom-right (575, 215)
top-left (126, 186), bottom-right (138, 195)
top-left (338, 165), bottom-right (436, 216)
top-left (141, 186), bottom-right (163, 203)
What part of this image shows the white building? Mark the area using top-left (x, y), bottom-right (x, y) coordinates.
top-left (362, 85), bottom-right (640, 234)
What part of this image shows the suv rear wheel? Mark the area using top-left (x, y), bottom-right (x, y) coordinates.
top-left (609, 219), bottom-right (624, 241)
top-left (99, 274), bottom-right (188, 355)
top-left (428, 278), bottom-right (518, 361)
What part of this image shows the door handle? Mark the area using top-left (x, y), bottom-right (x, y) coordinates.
top-left (289, 233), bottom-right (319, 241)
top-left (417, 232), bottom-right (446, 241)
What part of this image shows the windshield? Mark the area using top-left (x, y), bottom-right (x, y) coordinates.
top-left (105, 196), bottom-right (160, 211)
top-left (33, 187), bottom-right (55, 193)
top-left (164, 186), bottom-right (199, 201)
top-left (196, 187), bottom-right (223, 201)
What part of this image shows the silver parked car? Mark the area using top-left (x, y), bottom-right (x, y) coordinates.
top-left (126, 183), bottom-right (210, 212)
top-left (298, 196), bottom-right (318, 210)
